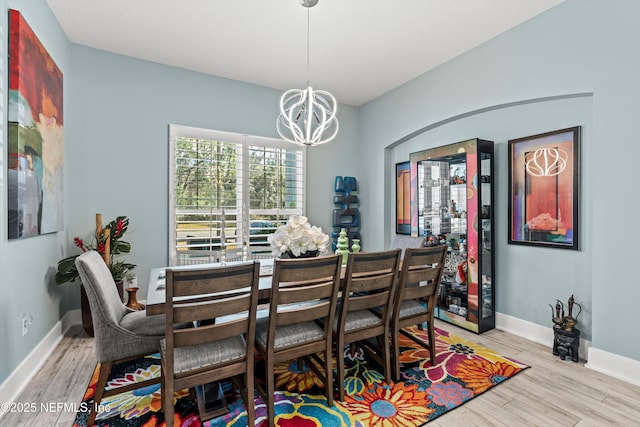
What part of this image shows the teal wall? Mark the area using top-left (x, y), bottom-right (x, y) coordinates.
top-left (66, 43), bottom-right (359, 303)
top-left (0, 0), bottom-right (72, 384)
top-left (2, 0), bottom-right (639, 387)
top-left (359, 0), bottom-right (640, 360)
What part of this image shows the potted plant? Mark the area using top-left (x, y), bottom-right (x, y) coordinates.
top-left (267, 215), bottom-right (330, 258)
top-left (55, 214), bottom-right (136, 336)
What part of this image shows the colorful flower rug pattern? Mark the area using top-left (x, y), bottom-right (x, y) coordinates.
top-left (73, 327), bottom-right (528, 426)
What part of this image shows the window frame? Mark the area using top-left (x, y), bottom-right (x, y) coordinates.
top-left (168, 124), bottom-right (306, 265)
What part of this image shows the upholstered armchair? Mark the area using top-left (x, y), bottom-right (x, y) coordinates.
top-left (75, 250), bottom-right (166, 425)
top-left (389, 234), bottom-right (426, 252)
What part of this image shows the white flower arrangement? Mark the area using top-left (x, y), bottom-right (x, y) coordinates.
top-left (268, 215), bottom-right (330, 257)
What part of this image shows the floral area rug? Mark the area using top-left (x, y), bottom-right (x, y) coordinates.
top-left (73, 327), bottom-right (528, 426)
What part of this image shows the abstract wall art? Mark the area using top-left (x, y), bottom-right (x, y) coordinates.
top-left (8, 9), bottom-right (63, 239)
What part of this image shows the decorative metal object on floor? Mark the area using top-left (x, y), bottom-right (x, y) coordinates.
top-left (549, 294), bottom-right (582, 362)
top-left (553, 327), bottom-right (580, 362)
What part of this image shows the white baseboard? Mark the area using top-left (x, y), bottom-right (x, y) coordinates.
top-left (0, 309), bottom-right (82, 419)
top-left (496, 312), bottom-right (640, 386)
top-left (586, 347), bottom-right (640, 387)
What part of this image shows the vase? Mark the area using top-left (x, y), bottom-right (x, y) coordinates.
top-left (280, 250), bottom-right (319, 259)
top-left (126, 288), bottom-right (146, 311)
top-left (351, 239), bottom-right (361, 253)
top-left (335, 228), bottom-right (350, 265)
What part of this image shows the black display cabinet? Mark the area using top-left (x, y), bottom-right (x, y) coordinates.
top-left (410, 138), bottom-right (495, 333)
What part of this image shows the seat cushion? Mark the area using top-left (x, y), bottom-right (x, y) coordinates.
top-left (399, 300), bottom-right (428, 318)
top-left (255, 318), bottom-right (324, 350)
top-left (342, 310), bottom-right (382, 332)
top-left (161, 335), bottom-right (246, 374)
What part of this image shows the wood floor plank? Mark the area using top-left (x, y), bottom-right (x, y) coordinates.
top-left (2, 320), bottom-right (640, 426)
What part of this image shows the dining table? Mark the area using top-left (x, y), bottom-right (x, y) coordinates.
top-left (146, 257), bottom-right (348, 316)
top-left (145, 258), bottom-right (277, 316)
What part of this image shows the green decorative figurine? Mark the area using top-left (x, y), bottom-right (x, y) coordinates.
top-left (335, 228), bottom-right (350, 265)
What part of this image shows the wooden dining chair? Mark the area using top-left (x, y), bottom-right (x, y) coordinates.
top-left (390, 245), bottom-right (447, 380)
top-left (333, 249), bottom-right (401, 401)
top-left (161, 261), bottom-right (260, 427)
top-left (254, 254), bottom-right (342, 427)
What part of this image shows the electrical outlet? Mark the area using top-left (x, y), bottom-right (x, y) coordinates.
top-left (21, 317), bottom-right (28, 336)
top-left (21, 312), bottom-right (33, 336)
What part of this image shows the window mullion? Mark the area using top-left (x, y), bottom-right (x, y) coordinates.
top-left (241, 137), bottom-right (249, 246)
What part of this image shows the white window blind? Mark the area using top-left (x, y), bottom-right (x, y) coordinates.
top-left (169, 125), bottom-right (305, 265)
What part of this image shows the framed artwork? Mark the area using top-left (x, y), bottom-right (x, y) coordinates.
top-left (396, 161), bottom-right (411, 234)
top-left (508, 126), bottom-right (580, 250)
top-left (8, 9), bottom-right (64, 239)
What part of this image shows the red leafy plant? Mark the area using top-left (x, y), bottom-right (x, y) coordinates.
top-left (55, 216), bottom-right (135, 284)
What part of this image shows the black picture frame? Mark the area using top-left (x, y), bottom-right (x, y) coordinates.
top-left (508, 126), bottom-right (580, 250)
top-left (396, 161), bottom-right (411, 235)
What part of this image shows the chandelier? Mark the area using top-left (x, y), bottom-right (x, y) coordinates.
top-left (277, 0), bottom-right (339, 146)
top-left (525, 147), bottom-right (568, 177)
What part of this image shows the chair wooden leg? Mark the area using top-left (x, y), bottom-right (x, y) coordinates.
top-left (392, 327), bottom-right (401, 382)
top-left (325, 346), bottom-right (334, 407)
top-left (266, 360), bottom-right (275, 427)
top-left (337, 338), bottom-right (346, 401)
top-left (427, 320), bottom-right (436, 366)
top-left (244, 369), bottom-right (255, 427)
top-left (163, 365), bottom-right (175, 427)
top-left (382, 332), bottom-right (392, 384)
top-left (88, 360), bottom-right (112, 426)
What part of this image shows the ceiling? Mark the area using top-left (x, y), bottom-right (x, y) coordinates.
top-left (47, 0), bottom-right (564, 107)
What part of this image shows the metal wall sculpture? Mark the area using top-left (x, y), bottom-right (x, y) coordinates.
top-left (332, 176), bottom-right (360, 251)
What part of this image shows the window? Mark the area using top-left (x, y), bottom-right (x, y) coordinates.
top-left (169, 125), bottom-right (305, 265)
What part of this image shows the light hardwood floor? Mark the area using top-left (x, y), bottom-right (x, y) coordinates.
top-left (3, 320), bottom-right (640, 426)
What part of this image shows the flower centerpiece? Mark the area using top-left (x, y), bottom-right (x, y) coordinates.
top-left (55, 214), bottom-right (136, 285)
top-left (268, 215), bottom-right (330, 258)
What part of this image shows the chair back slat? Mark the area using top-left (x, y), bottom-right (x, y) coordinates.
top-left (402, 282), bottom-right (438, 302)
top-left (347, 291), bottom-right (390, 312)
top-left (172, 293), bottom-right (251, 324)
top-left (169, 264), bottom-right (257, 297)
top-left (276, 301), bottom-right (332, 326)
top-left (406, 250), bottom-right (445, 268)
top-left (277, 281), bottom-right (335, 305)
top-left (274, 256), bottom-right (340, 283)
top-left (350, 272), bottom-right (396, 293)
top-left (173, 318), bottom-right (248, 348)
top-left (405, 267), bottom-right (441, 284)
